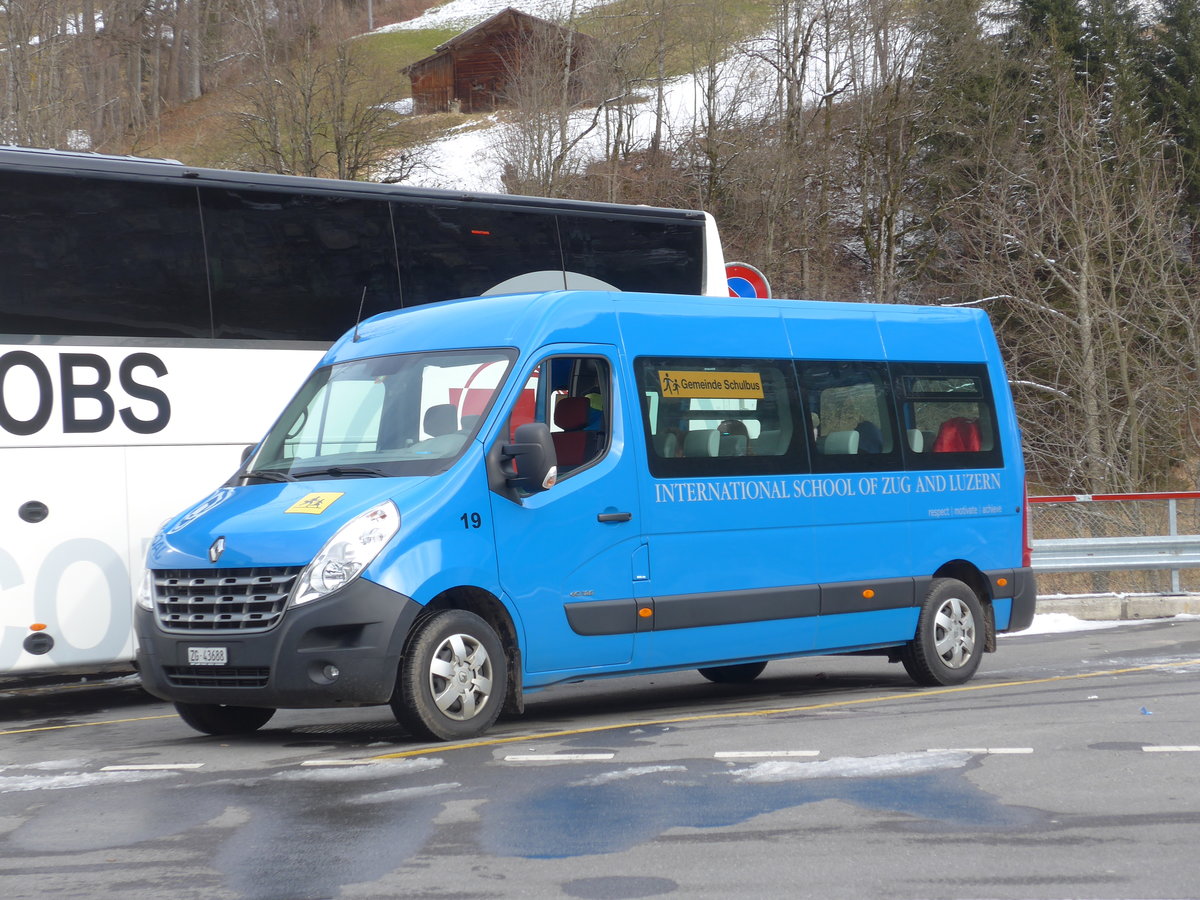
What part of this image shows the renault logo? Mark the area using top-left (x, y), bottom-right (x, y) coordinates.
top-left (208, 536), bottom-right (226, 564)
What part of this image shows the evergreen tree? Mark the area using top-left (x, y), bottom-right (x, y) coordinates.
top-left (1079, 0), bottom-right (1147, 98)
top-left (1148, 0), bottom-right (1200, 212)
top-left (1013, 0), bottom-right (1087, 60)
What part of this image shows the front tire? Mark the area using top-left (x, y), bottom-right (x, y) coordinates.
top-left (391, 609), bottom-right (507, 741)
top-left (174, 702), bottom-right (275, 736)
top-left (901, 578), bottom-right (983, 686)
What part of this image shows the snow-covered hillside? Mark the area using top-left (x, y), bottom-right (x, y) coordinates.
top-left (377, 1), bottom-right (755, 193)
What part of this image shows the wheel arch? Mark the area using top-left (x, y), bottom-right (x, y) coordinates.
top-left (931, 560), bottom-right (997, 652)
top-left (415, 586), bottom-right (525, 714)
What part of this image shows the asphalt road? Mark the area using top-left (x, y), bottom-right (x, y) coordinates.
top-left (1, 618), bottom-right (1199, 900)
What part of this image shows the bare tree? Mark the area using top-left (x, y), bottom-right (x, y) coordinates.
top-left (0, 0), bottom-right (85, 147)
top-left (231, 41), bottom-right (408, 178)
top-left (841, 0), bottom-right (925, 303)
top-left (946, 67), bottom-right (1192, 492)
top-left (493, 5), bottom-right (609, 197)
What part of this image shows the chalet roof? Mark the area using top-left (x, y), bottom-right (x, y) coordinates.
top-left (403, 7), bottom-right (588, 75)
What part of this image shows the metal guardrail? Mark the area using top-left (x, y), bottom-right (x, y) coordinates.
top-left (1029, 492), bottom-right (1200, 591)
top-left (1031, 534), bottom-right (1200, 573)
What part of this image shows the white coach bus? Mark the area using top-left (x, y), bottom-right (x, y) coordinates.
top-left (0, 146), bottom-right (726, 676)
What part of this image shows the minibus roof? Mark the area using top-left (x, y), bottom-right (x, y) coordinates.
top-left (332, 291), bottom-right (999, 367)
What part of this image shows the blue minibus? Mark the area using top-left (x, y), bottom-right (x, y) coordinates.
top-left (134, 291), bottom-right (1036, 740)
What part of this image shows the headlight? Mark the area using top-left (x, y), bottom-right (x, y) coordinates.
top-left (136, 569), bottom-right (154, 611)
top-left (291, 501), bottom-right (400, 606)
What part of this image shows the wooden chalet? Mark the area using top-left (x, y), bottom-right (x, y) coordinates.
top-left (404, 7), bottom-right (594, 115)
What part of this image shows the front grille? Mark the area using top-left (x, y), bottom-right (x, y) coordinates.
top-left (164, 666), bottom-right (270, 688)
top-left (153, 567), bottom-right (300, 633)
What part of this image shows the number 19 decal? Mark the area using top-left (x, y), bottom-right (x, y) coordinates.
top-left (460, 512), bottom-right (483, 529)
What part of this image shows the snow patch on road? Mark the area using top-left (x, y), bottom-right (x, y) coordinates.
top-left (728, 750), bottom-right (972, 783)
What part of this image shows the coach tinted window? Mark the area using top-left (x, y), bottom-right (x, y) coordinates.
top-left (893, 362), bottom-right (1003, 469)
top-left (203, 187), bottom-right (401, 341)
top-left (393, 202), bottom-right (563, 305)
top-left (560, 214), bottom-right (704, 295)
top-left (0, 170), bottom-right (210, 338)
top-left (637, 356), bottom-right (802, 478)
top-left (798, 361), bottom-right (902, 473)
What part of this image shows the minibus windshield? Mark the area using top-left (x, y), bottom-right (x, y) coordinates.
top-left (246, 348), bottom-right (516, 479)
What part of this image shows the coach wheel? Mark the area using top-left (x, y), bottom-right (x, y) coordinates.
top-left (697, 661), bottom-right (768, 684)
top-left (901, 578), bottom-right (983, 686)
top-left (174, 702), bottom-right (276, 736)
top-left (391, 609), bottom-right (507, 741)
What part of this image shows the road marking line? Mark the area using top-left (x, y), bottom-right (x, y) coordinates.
top-left (926, 748), bottom-right (1034, 754)
top-left (372, 659), bottom-right (1200, 760)
top-left (714, 750), bottom-right (820, 759)
top-left (100, 763), bottom-right (205, 771)
top-left (1143, 745), bottom-right (1200, 752)
top-left (504, 753), bottom-right (615, 761)
top-left (300, 759), bottom-right (380, 766)
top-left (0, 714), bottom-right (177, 736)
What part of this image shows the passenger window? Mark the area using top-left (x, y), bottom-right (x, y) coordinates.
top-left (505, 356), bottom-right (611, 476)
top-left (392, 202), bottom-right (563, 306)
top-left (798, 361), bottom-right (901, 473)
top-left (893, 363), bottom-right (1003, 469)
top-left (203, 188), bottom-right (400, 340)
top-left (637, 356), bottom-right (802, 477)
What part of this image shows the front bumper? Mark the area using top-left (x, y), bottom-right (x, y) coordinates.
top-left (135, 577), bottom-right (422, 709)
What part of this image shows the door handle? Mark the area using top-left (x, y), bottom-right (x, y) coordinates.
top-left (597, 511), bottom-right (632, 523)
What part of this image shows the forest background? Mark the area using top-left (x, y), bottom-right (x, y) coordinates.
top-left (4, 0), bottom-right (1200, 498)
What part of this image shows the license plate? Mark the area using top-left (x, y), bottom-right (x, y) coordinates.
top-left (187, 646), bottom-right (228, 666)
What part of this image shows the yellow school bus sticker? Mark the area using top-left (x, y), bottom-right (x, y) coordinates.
top-left (658, 371), bottom-right (765, 399)
top-left (285, 492), bottom-right (345, 515)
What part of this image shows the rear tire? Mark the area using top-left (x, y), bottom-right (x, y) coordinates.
top-left (901, 578), bottom-right (983, 686)
top-left (391, 609), bottom-right (507, 741)
top-left (174, 702), bottom-right (275, 735)
top-left (698, 661), bottom-right (768, 684)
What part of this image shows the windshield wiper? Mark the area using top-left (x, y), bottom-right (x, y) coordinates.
top-left (241, 470), bottom-right (297, 484)
top-left (294, 465), bottom-right (389, 479)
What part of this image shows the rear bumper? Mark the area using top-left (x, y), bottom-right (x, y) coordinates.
top-left (1003, 567), bottom-right (1038, 632)
top-left (135, 577), bottom-right (421, 709)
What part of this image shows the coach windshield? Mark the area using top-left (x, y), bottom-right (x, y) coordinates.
top-left (244, 348), bottom-right (515, 480)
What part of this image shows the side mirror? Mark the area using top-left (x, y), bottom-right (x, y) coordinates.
top-left (240, 444), bottom-right (257, 464)
top-left (501, 422), bottom-right (558, 494)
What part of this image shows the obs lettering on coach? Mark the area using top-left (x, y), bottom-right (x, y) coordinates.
top-left (0, 350), bottom-right (170, 436)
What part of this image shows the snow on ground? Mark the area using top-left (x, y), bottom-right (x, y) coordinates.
top-left (0, 768), bottom-right (177, 794)
top-left (402, 70), bottom-right (734, 193)
top-left (1012, 614), bottom-right (1133, 636)
top-left (350, 783), bottom-right (462, 804)
top-left (271, 757), bottom-right (443, 782)
top-left (375, 0), bottom-right (616, 33)
top-left (1004, 611), bottom-right (1200, 637)
top-left (729, 750), bottom-right (972, 783)
top-left (570, 765), bottom-right (689, 787)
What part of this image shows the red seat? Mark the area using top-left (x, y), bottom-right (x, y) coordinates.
top-left (932, 417), bottom-right (981, 452)
top-left (552, 397), bottom-right (591, 468)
